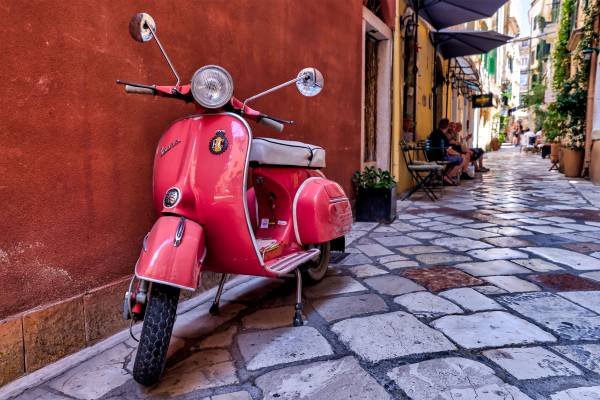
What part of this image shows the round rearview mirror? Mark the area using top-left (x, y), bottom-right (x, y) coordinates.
top-left (129, 13), bottom-right (156, 43)
top-left (296, 67), bottom-right (324, 97)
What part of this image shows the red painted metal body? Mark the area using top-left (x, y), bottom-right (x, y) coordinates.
top-left (133, 95), bottom-right (352, 288)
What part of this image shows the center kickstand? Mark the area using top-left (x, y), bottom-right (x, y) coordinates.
top-left (293, 269), bottom-right (304, 326)
top-left (209, 273), bottom-right (228, 316)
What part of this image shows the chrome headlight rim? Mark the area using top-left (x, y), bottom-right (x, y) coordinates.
top-left (191, 65), bottom-right (234, 109)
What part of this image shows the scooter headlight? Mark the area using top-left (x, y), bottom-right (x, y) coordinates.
top-left (191, 65), bottom-right (234, 109)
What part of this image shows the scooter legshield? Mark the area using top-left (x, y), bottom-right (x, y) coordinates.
top-left (135, 216), bottom-right (205, 291)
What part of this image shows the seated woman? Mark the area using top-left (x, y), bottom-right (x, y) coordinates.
top-left (427, 119), bottom-right (464, 186)
top-left (455, 122), bottom-right (489, 173)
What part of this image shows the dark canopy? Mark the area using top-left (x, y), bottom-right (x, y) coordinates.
top-left (431, 30), bottom-right (512, 59)
top-left (410, 0), bottom-right (509, 30)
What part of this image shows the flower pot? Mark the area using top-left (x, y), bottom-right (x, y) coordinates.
top-left (550, 143), bottom-right (560, 162)
top-left (355, 185), bottom-right (397, 224)
top-left (491, 138), bottom-right (500, 151)
top-left (562, 147), bottom-right (584, 177)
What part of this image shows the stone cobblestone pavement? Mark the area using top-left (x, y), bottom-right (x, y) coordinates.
top-left (7, 149), bottom-right (600, 399)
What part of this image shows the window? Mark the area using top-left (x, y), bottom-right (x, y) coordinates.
top-left (551, 0), bottom-right (560, 22)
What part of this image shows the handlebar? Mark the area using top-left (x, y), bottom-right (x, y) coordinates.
top-left (259, 116), bottom-right (284, 133)
top-left (125, 85), bottom-right (155, 95)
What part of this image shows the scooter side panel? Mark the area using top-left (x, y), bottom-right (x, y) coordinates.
top-left (295, 178), bottom-right (353, 245)
top-left (152, 114), bottom-right (265, 277)
top-left (135, 216), bottom-right (204, 290)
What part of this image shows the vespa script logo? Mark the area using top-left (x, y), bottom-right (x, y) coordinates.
top-left (160, 138), bottom-right (181, 157)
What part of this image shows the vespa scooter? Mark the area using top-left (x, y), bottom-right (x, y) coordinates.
top-left (118, 13), bottom-right (353, 386)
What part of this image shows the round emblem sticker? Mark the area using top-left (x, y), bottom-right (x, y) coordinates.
top-left (209, 130), bottom-right (228, 155)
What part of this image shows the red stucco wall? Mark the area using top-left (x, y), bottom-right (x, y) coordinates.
top-left (0, 0), bottom-right (363, 318)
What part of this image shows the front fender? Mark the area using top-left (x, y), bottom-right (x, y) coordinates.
top-left (135, 216), bottom-right (205, 291)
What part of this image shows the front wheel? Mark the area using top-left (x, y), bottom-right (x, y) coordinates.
top-left (301, 242), bottom-right (331, 285)
top-left (133, 283), bottom-right (180, 386)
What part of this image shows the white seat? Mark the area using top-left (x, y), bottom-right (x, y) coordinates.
top-left (250, 138), bottom-right (326, 168)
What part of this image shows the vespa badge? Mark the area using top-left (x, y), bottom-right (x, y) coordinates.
top-left (209, 130), bottom-right (228, 155)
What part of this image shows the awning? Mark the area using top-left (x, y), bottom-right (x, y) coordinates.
top-left (432, 29), bottom-right (512, 59)
top-left (448, 57), bottom-right (482, 96)
top-left (409, 0), bottom-right (509, 30)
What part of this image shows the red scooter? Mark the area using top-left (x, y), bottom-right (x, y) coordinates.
top-left (119, 13), bottom-right (352, 386)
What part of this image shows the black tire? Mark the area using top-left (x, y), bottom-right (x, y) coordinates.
top-left (133, 283), bottom-right (180, 386)
top-left (301, 242), bottom-right (331, 285)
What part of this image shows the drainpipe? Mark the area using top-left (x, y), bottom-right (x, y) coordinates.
top-left (583, 10), bottom-right (599, 177)
top-left (412, 0), bottom-right (420, 141)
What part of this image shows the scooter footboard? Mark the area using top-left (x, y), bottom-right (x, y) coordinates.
top-left (135, 216), bottom-right (205, 291)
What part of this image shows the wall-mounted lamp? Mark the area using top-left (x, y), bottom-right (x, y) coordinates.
top-left (400, 15), bottom-right (416, 36)
top-left (582, 47), bottom-right (600, 62)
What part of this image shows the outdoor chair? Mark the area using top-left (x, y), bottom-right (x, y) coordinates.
top-left (401, 141), bottom-right (445, 201)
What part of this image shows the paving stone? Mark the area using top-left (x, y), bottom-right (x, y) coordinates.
top-left (483, 236), bottom-right (532, 247)
top-left (558, 291), bottom-right (600, 313)
top-left (352, 222), bottom-right (378, 231)
top-left (550, 386), bottom-right (600, 399)
top-left (415, 253), bottom-right (472, 265)
top-left (521, 247), bottom-right (600, 270)
top-left (446, 228), bottom-right (500, 239)
top-left (304, 276), bottom-right (367, 299)
top-left (483, 276), bottom-right (541, 292)
top-left (311, 293), bottom-right (387, 322)
top-left (529, 274), bottom-right (600, 291)
top-left (520, 225), bottom-right (575, 234)
top-left (455, 260), bottom-right (531, 276)
top-left (382, 260), bottom-right (420, 269)
top-left (474, 285), bottom-right (509, 295)
top-left (363, 275), bottom-right (425, 296)
top-left (483, 347), bottom-right (583, 379)
top-left (484, 226), bottom-right (534, 236)
top-left (561, 223), bottom-right (600, 232)
top-left (173, 302), bottom-right (245, 339)
top-left (406, 231), bottom-right (447, 240)
top-left (339, 253), bottom-right (372, 266)
top-left (378, 254), bottom-right (408, 263)
top-left (373, 226), bottom-right (398, 233)
top-left (48, 344), bottom-right (131, 400)
top-left (255, 356), bottom-right (391, 400)
top-left (9, 389), bottom-right (70, 399)
top-left (147, 349), bottom-right (238, 396)
top-left (397, 245), bottom-right (448, 255)
top-left (242, 306), bottom-right (299, 329)
top-left (431, 311), bottom-right (556, 349)
top-left (394, 292), bottom-right (463, 318)
top-left (211, 391), bottom-right (251, 400)
top-left (356, 244), bottom-right (393, 257)
top-left (498, 292), bottom-right (600, 340)
top-left (237, 326), bottom-right (333, 371)
top-left (562, 242), bottom-right (600, 253)
top-left (402, 267), bottom-right (483, 292)
top-left (373, 235), bottom-right (421, 247)
top-left (512, 258), bottom-right (564, 272)
top-left (431, 237), bottom-right (493, 251)
top-left (390, 222), bottom-right (422, 231)
top-left (349, 264), bottom-right (388, 277)
top-left (582, 271), bottom-right (600, 282)
top-left (387, 357), bottom-right (533, 400)
top-left (197, 326), bottom-right (238, 349)
top-left (331, 311), bottom-right (456, 362)
top-left (440, 288), bottom-right (504, 312)
top-left (464, 222), bottom-right (497, 229)
top-left (554, 344), bottom-right (600, 374)
top-left (468, 248), bottom-right (529, 261)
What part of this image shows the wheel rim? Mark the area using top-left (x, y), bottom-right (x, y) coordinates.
top-left (305, 243), bottom-right (330, 281)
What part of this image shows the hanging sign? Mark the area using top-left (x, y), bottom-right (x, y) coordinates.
top-left (472, 94), bottom-right (494, 108)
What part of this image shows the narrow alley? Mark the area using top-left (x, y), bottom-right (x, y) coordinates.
top-left (5, 148), bottom-right (600, 400)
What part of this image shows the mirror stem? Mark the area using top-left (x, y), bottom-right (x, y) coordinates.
top-left (148, 24), bottom-right (181, 90)
top-left (242, 76), bottom-right (300, 111)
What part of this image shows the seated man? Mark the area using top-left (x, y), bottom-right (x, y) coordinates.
top-left (427, 118), bottom-right (464, 185)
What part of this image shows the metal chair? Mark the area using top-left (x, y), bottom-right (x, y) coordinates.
top-left (400, 141), bottom-right (445, 201)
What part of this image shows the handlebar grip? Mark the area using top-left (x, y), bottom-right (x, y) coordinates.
top-left (259, 117), bottom-right (284, 133)
top-left (125, 85), bottom-right (155, 95)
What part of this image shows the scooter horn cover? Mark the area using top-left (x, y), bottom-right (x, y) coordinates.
top-left (135, 216), bottom-right (205, 290)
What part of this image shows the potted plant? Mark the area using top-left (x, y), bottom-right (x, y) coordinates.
top-left (490, 137), bottom-right (501, 151)
top-left (561, 120), bottom-right (585, 177)
top-left (353, 167), bottom-right (397, 223)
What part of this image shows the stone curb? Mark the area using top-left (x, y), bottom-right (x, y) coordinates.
top-left (0, 275), bottom-right (252, 400)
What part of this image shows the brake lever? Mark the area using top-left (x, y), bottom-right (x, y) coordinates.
top-left (261, 114), bottom-right (294, 125)
top-left (116, 80), bottom-right (156, 90)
